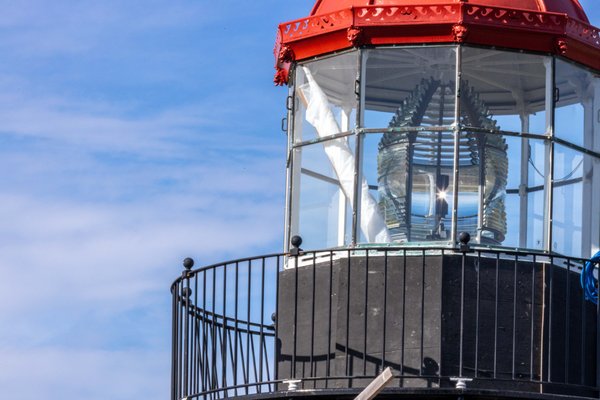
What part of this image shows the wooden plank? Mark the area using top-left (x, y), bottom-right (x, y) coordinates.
top-left (354, 367), bottom-right (394, 400)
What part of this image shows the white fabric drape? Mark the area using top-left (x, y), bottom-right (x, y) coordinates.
top-left (300, 66), bottom-right (391, 244)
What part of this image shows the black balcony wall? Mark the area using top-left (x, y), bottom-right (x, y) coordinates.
top-left (276, 254), bottom-right (597, 395)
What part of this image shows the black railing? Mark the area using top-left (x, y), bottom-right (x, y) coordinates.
top-left (171, 246), bottom-right (600, 400)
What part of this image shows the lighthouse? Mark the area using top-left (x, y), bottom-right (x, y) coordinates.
top-left (172, 1), bottom-right (600, 400)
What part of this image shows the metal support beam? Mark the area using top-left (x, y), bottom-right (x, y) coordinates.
top-left (451, 45), bottom-right (462, 245)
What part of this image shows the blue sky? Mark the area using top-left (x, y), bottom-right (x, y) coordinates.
top-left (0, 1), bottom-right (312, 399)
top-left (0, 1), bottom-right (598, 399)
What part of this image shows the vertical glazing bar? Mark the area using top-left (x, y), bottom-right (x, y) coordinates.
top-left (363, 250), bottom-right (369, 376)
top-left (531, 255), bottom-right (536, 381)
top-left (352, 51), bottom-right (366, 245)
top-left (494, 253), bottom-right (499, 379)
top-left (451, 45), bottom-right (463, 245)
top-left (326, 251), bottom-right (333, 387)
top-left (477, 139), bottom-right (485, 244)
top-left (459, 250), bottom-right (466, 377)
top-left (382, 250), bottom-right (388, 372)
top-left (475, 251), bottom-right (481, 377)
top-left (284, 84), bottom-right (295, 253)
top-left (310, 253), bottom-right (316, 384)
top-left (512, 255), bottom-right (518, 380)
top-left (352, 132), bottom-right (364, 246)
top-left (519, 115), bottom-right (530, 248)
top-left (259, 258), bottom-right (266, 391)
top-left (544, 57), bottom-right (555, 252)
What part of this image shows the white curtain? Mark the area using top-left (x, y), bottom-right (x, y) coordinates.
top-left (300, 66), bottom-right (391, 244)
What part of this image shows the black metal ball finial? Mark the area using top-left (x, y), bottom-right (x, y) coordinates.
top-left (183, 257), bottom-right (194, 270)
top-left (291, 235), bottom-right (303, 248)
top-left (459, 231), bottom-right (471, 245)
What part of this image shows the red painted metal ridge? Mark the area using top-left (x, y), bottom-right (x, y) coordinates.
top-left (274, 3), bottom-right (600, 85)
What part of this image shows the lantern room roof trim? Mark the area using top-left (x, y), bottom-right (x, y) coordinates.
top-left (274, 1), bottom-right (600, 85)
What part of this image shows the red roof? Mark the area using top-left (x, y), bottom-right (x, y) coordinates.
top-left (274, 0), bottom-right (600, 85)
top-left (311, 0), bottom-right (589, 23)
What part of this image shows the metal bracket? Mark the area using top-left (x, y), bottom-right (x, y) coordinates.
top-left (283, 379), bottom-right (302, 391)
top-left (450, 377), bottom-right (473, 389)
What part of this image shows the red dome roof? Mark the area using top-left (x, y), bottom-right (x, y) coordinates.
top-left (274, 0), bottom-right (600, 85)
top-left (311, 0), bottom-right (589, 23)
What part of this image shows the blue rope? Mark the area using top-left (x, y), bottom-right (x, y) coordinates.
top-left (581, 250), bottom-right (600, 304)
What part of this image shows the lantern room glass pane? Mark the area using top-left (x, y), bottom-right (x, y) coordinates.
top-left (503, 135), bottom-right (525, 248)
top-left (291, 139), bottom-right (354, 250)
top-left (462, 47), bottom-right (549, 135)
top-left (552, 145), bottom-right (583, 257)
top-left (362, 130), bottom-right (455, 244)
top-left (363, 46), bottom-right (457, 129)
top-left (293, 52), bottom-right (358, 144)
top-left (527, 139), bottom-right (549, 251)
top-left (555, 59), bottom-right (596, 149)
top-left (551, 145), bottom-right (600, 258)
top-left (454, 129), bottom-right (508, 246)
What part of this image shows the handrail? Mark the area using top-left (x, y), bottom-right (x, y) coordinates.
top-left (171, 246), bottom-right (600, 400)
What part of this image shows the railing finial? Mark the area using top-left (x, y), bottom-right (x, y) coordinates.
top-left (183, 257), bottom-right (194, 270)
top-left (458, 232), bottom-right (471, 252)
top-left (290, 235), bottom-right (303, 256)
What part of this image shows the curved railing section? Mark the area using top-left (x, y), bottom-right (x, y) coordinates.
top-left (171, 246), bottom-right (600, 400)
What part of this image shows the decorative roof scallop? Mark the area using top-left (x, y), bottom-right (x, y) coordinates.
top-left (274, 0), bottom-right (599, 85)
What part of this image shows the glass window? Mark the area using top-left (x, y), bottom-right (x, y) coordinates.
top-left (360, 46), bottom-right (458, 244)
top-left (293, 52), bottom-right (358, 144)
top-left (551, 145), bottom-right (600, 258)
top-left (456, 130), bottom-right (509, 246)
top-left (290, 138), bottom-right (354, 250)
top-left (462, 47), bottom-right (549, 135)
top-left (527, 139), bottom-right (549, 251)
top-left (362, 129), bottom-right (455, 245)
top-left (503, 135), bottom-right (525, 248)
top-left (363, 46), bottom-right (457, 129)
top-left (554, 59), bottom-right (597, 149)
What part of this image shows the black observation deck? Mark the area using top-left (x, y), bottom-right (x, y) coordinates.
top-left (171, 246), bottom-right (600, 400)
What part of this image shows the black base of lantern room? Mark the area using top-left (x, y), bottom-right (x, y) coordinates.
top-left (276, 251), bottom-right (598, 398)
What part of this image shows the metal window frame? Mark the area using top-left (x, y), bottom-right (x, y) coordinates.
top-left (284, 45), bottom-right (600, 258)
